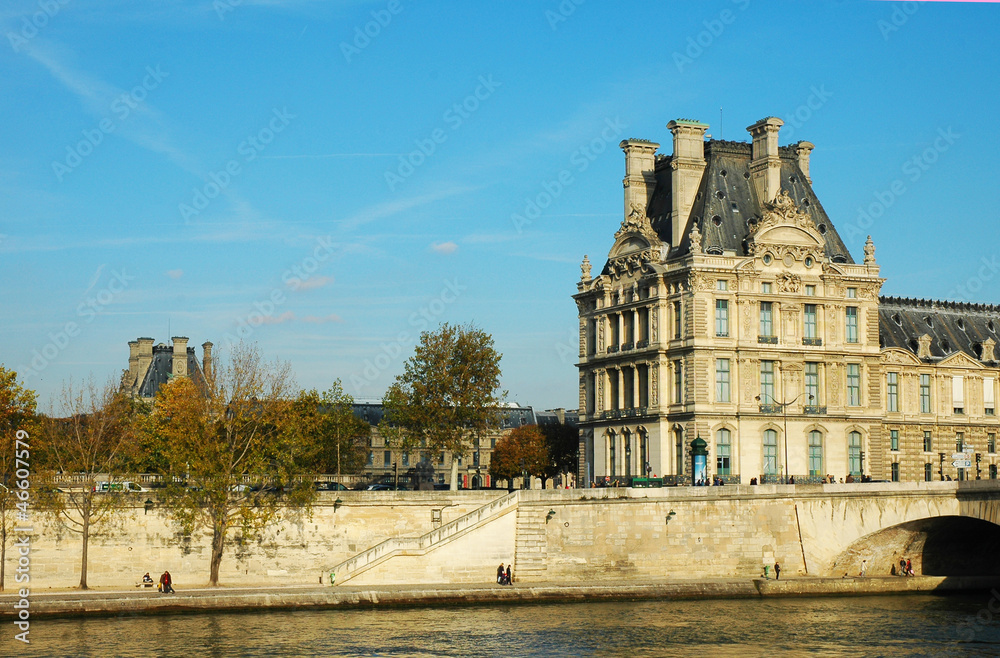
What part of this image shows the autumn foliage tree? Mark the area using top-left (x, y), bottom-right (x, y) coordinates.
top-left (381, 324), bottom-right (504, 490)
top-left (0, 366), bottom-right (37, 591)
top-left (36, 378), bottom-right (138, 589)
top-left (289, 380), bottom-right (370, 476)
top-left (489, 425), bottom-right (549, 488)
top-left (151, 342), bottom-right (316, 586)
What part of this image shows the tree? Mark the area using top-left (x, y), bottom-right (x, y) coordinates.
top-left (0, 366), bottom-right (37, 591)
top-left (489, 425), bottom-right (549, 488)
top-left (36, 378), bottom-right (138, 589)
top-left (152, 342), bottom-right (316, 586)
top-left (540, 423), bottom-right (579, 486)
top-left (290, 381), bottom-right (370, 476)
top-left (381, 324), bottom-right (504, 490)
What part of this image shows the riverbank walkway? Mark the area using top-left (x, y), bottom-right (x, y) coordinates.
top-left (4, 576), bottom-right (999, 620)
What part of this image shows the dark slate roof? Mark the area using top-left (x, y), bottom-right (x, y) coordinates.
top-left (646, 141), bottom-right (854, 263)
top-left (879, 296), bottom-right (1000, 363)
top-left (353, 403), bottom-right (537, 429)
top-left (137, 345), bottom-right (206, 398)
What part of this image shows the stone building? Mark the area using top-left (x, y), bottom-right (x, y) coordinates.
top-left (575, 116), bottom-right (1000, 485)
top-left (122, 336), bottom-right (212, 399)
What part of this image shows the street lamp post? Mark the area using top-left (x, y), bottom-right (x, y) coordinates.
top-left (756, 392), bottom-right (814, 484)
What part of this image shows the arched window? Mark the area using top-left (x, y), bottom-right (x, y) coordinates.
top-left (622, 429), bottom-right (632, 478)
top-left (608, 431), bottom-right (617, 478)
top-left (808, 431), bottom-right (824, 476)
top-left (848, 432), bottom-right (862, 476)
top-left (763, 430), bottom-right (778, 476)
top-left (716, 429), bottom-right (732, 476)
top-left (639, 428), bottom-right (649, 477)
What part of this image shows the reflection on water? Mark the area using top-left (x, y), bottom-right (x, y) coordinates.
top-left (18, 594), bottom-right (1000, 657)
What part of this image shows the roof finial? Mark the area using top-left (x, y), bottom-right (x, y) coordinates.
top-left (689, 222), bottom-right (703, 255)
top-left (864, 235), bottom-right (877, 265)
top-left (580, 255), bottom-right (592, 281)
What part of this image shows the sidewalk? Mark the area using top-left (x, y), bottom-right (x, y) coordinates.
top-left (3, 576), bottom-right (998, 620)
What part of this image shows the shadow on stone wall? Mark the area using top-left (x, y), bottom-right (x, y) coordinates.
top-left (830, 516), bottom-right (1000, 577)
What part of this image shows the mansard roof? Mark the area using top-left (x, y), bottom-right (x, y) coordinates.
top-left (646, 140), bottom-right (854, 263)
top-left (879, 296), bottom-right (1000, 364)
top-left (136, 344), bottom-right (207, 398)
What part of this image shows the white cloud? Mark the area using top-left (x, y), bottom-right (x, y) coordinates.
top-left (430, 241), bottom-right (458, 255)
top-left (259, 311), bottom-right (295, 325)
top-left (302, 314), bottom-right (343, 324)
top-left (291, 275), bottom-right (334, 291)
top-left (166, 269), bottom-right (184, 280)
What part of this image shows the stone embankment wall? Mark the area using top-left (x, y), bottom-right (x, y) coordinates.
top-left (14, 482), bottom-right (1000, 589)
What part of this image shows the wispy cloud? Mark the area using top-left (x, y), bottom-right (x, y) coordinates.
top-left (338, 186), bottom-right (476, 231)
top-left (292, 275), bottom-right (335, 291)
top-left (166, 269), bottom-right (184, 280)
top-left (261, 153), bottom-right (404, 159)
top-left (301, 313), bottom-right (343, 323)
top-left (430, 241), bottom-right (458, 255)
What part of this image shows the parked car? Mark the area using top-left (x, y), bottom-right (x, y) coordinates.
top-left (365, 483), bottom-right (403, 491)
top-left (314, 481), bottom-right (348, 491)
top-left (94, 481), bottom-right (148, 493)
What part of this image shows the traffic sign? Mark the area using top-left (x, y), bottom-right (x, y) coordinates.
top-left (952, 453), bottom-right (968, 460)
top-left (963, 446), bottom-right (975, 454)
top-left (953, 460), bottom-right (973, 469)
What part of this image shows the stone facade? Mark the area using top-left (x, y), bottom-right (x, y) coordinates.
top-left (575, 116), bottom-right (1000, 485)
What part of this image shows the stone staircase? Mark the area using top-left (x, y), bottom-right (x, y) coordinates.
top-left (514, 505), bottom-right (549, 581)
top-left (326, 491), bottom-right (518, 585)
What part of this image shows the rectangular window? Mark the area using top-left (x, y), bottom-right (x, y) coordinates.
top-left (848, 432), bottom-right (862, 476)
top-left (847, 364), bottom-right (861, 407)
top-left (986, 378), bottom-right (996, 415)
top-left (920, 374), bottom-right (932, 413)
top-left (925, 463), bottom-right (933, 482)
top-left (847, 287), bottom-right (857, 299)
top-left (760, 361), bottom-right (775, 405)
top-left (805, 285), bottom-right (816, 297)
top-left (891, 462), bottom-right (900, 482)
top-left (384, 450), bottom-right (392, 468)
top-left (716, 429), bottom-right (731, 476)
top-left (763, 430), bottom-right (778, 476)
top-left (989, 433), bottom-right (996, 454)
top-left (716, 299), bottom-right (729, 337)
top-left (673, 301), bottom-right (682, 339)
top-left (366, 451), bottom-right (374, 466)
top-left (953, 376), bottom-right (965, 414)
top-left (402, 451), bottom-right (410, 467)
top-left (473, 451), bottom-right (480, 466)
top-left (808, 431), bottom-right (823, 476)
top-left (890, 429), bottom-right (899, 451)
top-left (923, 431), bottom-right (933, 453)
top-left (717, 279), bottom-right (728, 291)
top-left (887, 372), bottom-right (899, 412)
top-left (716, 359), bottom-right (731, 403)
top-left (804, 304), bottom-right (817, 339)
top-left (438, 451), bottom-right (446, 465)
top-left (846, 307), bottom-right (859, 344)
top-left (760, 302), bottom-right (774, 337)
top-left (805, 362), bottom-right (819, 405)
top-left (762, 282), bottom-right (772, 294)
top-left (956, 433), bottom-right (965, 452)
top-left (674, 360), bottom-right (683, 404)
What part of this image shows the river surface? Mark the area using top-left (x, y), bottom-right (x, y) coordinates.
top-left (14, 594), bottom-right (1000, 657)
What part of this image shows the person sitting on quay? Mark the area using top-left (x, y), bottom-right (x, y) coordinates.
top-left (137, 572), bottom-right (154, 588)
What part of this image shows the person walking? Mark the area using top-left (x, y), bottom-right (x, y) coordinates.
top-left (774, 561), bottom-right (781, 581)
top-left (496, 563), bottom-right (505, 584)
top-left (505, 564), bottom-right (512, 586)
top-left (160, 570), bottom-right (174, 594)
top-left (859, 560), bottom-right (868, 578)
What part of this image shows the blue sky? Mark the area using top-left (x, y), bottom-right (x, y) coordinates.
top-left (2, 0), bottom-right (999, 411)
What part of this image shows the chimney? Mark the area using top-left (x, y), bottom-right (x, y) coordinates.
top-left (137, 337), bottom-right (155, 380)
top-left (172, 336), bottom-right (189, 378)
top-left (795, 141), bottom-right (814, 184)
top-left (619, 139), bottom-right (660, 222)
top-left (747, 117), bottom-right (784, 203)
top-left (127, 340), bottom-right (139, 386)
top-left (202, 341), bottom-right (214, 384)
top-left (666, 119), bottom-right (709, 247)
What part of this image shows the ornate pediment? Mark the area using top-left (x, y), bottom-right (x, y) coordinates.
top-left (882, 348), bottom-right (921, 366)
top-left (607, 203), bottom-right (664, 279)
top-left (940, 351), bottom-right (986, 370)
top-left (745, 189), bottom-right (825, 258)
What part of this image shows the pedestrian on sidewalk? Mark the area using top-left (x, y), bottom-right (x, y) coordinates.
top-left (774, 562), bottom-right (781, 581)
top-left (505, 564), bottom-right (512, 586)
top-left (859, 560), bottom-right (868, 578)
top-left (496, 563), bottom-right (504, 584)
top-left (159, 570), bottom-right (174, 594)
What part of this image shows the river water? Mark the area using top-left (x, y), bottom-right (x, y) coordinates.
top-left (15, 594), bottom-right (1000, 656)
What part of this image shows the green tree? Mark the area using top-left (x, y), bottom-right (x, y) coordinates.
top-left (290, 381), bottom-right (370, 476)
top-left (381, 323), bottom-right (504, 490)
top-left (36, 378), bottom-right (139, 589)
top-left (0, 366), bottom-right (37, 591)
top-left (489, 425), bottom-right (549, 488)
top-left (152, 342), bottom-right (316, 586)
top-left (540, 423), bottom-right (579, 485)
